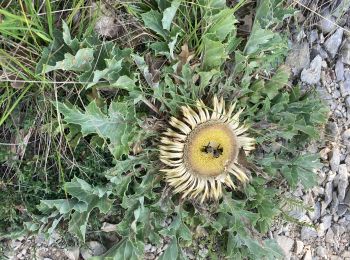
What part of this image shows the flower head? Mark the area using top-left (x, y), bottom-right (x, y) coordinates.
top-left (159, 96), bottom-right (255, 202)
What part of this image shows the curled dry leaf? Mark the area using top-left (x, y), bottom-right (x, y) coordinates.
top-left (132, 141), bottom-right (143, 155)
top-left (0, 70), bottom-right (25, 89)
top-left (176, 43), bottom-right (195, 76)
top-left (101, 222), bottom-right (117, 233)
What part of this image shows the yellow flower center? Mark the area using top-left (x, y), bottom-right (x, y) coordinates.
top-left (184, 122), bottom-right (238, 177)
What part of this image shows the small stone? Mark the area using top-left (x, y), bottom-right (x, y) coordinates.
top-left (330, 147), bottom-right (341, 172)
top-left (330, 256), bottom-right (342, 260)
top-left (324, 28), bottom-right (344, 58)
top-left (301, 55), bottom-right (322, 85)
top-left (344, 189), bottom-right (350, 206)
top-left (341, 39), bottom-right (350, 65)
top-left (319, 147), bottom-right (330, 160)
top-left (337, 204), bottom-right (348, 216)
top-left (144, 244), bottom-right (152, 252)
top-left (331, 191), bottom-right (339, 214)
top-left (346, 96), bottom-right (350, 108)
top-left (334, 109), bottom-right (343, 118)
top-left (81, 241), bottom-right (106, 260)
top-left (64, 247), bottom-right (79, 260)
top-left (325, 228), bottom-right (334, 243)
top-left (292, 186), bottom-right (304, 197)
top-left (300, 226), bottom-right (318, 241)
top-left (342, 251), bottom-right (350, 258)
top-left (317, 170), bottom-right (327, 185)
top-left (309, 201), bottom-right (321, 221)
top-left (275, 236), bottom-right (294, 258)
top-left (303, 249), bottom-right (312, 260)
top-left (309, 29), bottom-right (319, 44)
top-left (334, 223), bottom-right (346, 236)
top-left (342, 79), bottom-right (350, 97)
top-left (335, 59), bottom-right (344, 81)
top-left (337, 164), bottom-right (349, 202)
top-left (289, 207), bottom-right (306, 220)
top-left (323, 181), bottom-right (333, 208)
top-left (294, 240), bottom-right (304, 255)
top-left (321, 214), bottom-right (332, 231)
top-left (198, 248), bottom-right (208, 257)
top-left (327, 170), bottom-right (337, 182)
top-left (285, 42), bottom-right (310, 76)
top-left (333, 89), bottom-right (341, 99)
top-left (345, 69), bottom-right (350, 80)
top-left (343, 129), bottom-right (350, 141)
top-left (316, 246), bottom-right (327, 258)
top-left (318, 15), bottom-right (337, 33)
top-left (326, 122), bottom-right (339, 139)
top-left (311, 44), bottom-right (329, 60)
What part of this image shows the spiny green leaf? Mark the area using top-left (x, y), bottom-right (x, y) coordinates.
top-left (162, 0), bottom-right (182, 31)
top-left (38, 199), bottom-right (87, 214)
top-left (92, 238), bottom-right (144, 260)
top-left (86, 58), bottom-right (123, 88)
top-left (38, 177), bottom-right (114, 242)
top-left (159, 238), bottom-right (178, 260)
top-left (207, 9), bottom-right (237, 41)
top-left (62, 20), bottom-right (79, 51)
top-left (43, 48), bottom-right (94, 73)
top-left (68, 210), bottom-right (90, 241)
top-left (56, 100), bottom-right (138, 159)
top-left (263, 239), bottom-right (284, 260)
top-left (244, 24), bottom-right (275, 55)
top-left (141, 10), bottom-right (168, 38)
top-left (202, 36), bottom-right (227, 70)
top-left (111, 75), bottom-right (138, 92)
top-left (255, 0), bottom-right (296, 28)
top-left (263, 65), bottom-right (290, 99)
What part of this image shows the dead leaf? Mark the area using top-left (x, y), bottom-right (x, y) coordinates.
top-left (178, 43), bottom-right (190, 64)
top-left (101, 222), bottom-right (117, 233)
top-left (145, 53), bottom-right (162, 84)
top-left (176, 43), bottom-right (195, 76)
top-left (0, 70), bottom-right (25, 89)
top-left (17, 128), bottom-right (33, 159)
top-left (132, 141), bottom-right (143, 155)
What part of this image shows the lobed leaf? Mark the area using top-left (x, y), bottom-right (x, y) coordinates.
top-left (56, 100), bottom-right (138, 159)
top-left (43, 48), bottom-right (94, 73)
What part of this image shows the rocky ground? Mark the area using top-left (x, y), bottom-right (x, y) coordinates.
top-left (2, 3), bottom-right (350, 260)
top-left (273, 6), bottom-right (350, 260)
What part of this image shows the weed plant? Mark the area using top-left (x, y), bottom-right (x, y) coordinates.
top-left (0, 0), bottom-right (328, 259)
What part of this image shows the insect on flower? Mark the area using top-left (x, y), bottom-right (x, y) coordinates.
top-left (159, 96), bottom-right (256, 202)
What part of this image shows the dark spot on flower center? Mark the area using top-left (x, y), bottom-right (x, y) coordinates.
top-left (200, 141), bottom-right (224, 158)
